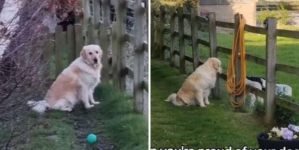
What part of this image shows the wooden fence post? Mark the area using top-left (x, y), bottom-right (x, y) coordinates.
top-left (74, 24), bottom-right (83, 58)
top-left (115, 1), bottom-right (127, 91)
top-left (265, 17), bottom-right (277, 125)
top-left (169, 8), bottom-right (175, 67)
top-left (178, 7), bottom-right (185, 74)
top-left (87, 19), bottom-right (95, 44)
top-left (98, 0), bottom-right (111, 84)
top-left (190, 7), bottom-right (198, 70)
top-left (67, 25), bottom-right (76, 64)
top-left (208, 12), bottom-right (220, 99)
top-left (83, 0), bottom-right (90, 37)
top-left (151, 10), bottom-right (155, 58)
top-left (92, 0), bottom-right (101, 45)
top-left (233, 14), bottom-right (241, 112)
top-left (55, 25), bottom-right (63, 78)
top-left (111, 23), bottom-right (118, 87)
top-left (158, 6), bottom-right (165, 60)
top-left (93, 0), bottom-right (101, 28)
top-left (133, 0), bottom-right (145, 114)
top-left (89, 0), bottom-right (94, 19)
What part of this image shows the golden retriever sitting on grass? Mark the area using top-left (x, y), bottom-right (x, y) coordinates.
top-left (165, 57), bottom-right (222, 107)
top-left (27, 44), bottom-right (103, 113)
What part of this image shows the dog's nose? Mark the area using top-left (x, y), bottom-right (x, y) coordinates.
top-left (94, 58), bottom-right (98, 63)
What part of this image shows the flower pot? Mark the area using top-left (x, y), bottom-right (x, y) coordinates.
top-left (257, 132), bottom-right (299, 149)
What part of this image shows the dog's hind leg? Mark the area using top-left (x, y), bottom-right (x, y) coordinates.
top-left (79, 86), bottom-right (94, 109)
top-left (60, 107), bottom-right (73, 112)
top-left (52, 99), bottom-right (73, 112)
top-left (88, 89), bottom-right (100, 105)
top-left (195, 90), bottom-right (206, 107)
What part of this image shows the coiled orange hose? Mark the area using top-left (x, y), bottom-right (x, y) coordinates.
top-left (226, 14), bottom-right (247, 108)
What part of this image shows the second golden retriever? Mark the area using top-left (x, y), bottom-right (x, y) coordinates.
top-left (165, 57), bottom-right (222, 107)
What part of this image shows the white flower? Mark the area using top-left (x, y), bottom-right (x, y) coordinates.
top-left (294, 135), bottom-right (298, 139)
top-left (268, 133), bottom-right (272, 139)
top-left (271, 127), bottom-right (279, 132)
top-left (271, 127), bottom-right (283, 137)
top-left (277, 130), bottom-right (283, 137)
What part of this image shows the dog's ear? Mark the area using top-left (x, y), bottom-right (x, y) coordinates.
top-left (208, 58), bottom-right (217, 70)
top-left (211, 58), bottom-right (222, 73)
top-left (97, 45), bottom-right (103, 57)
top-left (207, 58), bottom-right (213, 66)
top-left (80, 47), bottom-right (87, 60)
top-left (212, 59), bottom-right (219, 70)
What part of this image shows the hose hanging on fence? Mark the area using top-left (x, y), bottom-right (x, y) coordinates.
top-left (226, 14), bottom-right (247, 108)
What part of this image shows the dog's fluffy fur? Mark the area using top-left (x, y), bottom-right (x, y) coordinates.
top-left (165, 57), bottom-right (223, 107)
top-left (27, 44), bottom-right (103, 113)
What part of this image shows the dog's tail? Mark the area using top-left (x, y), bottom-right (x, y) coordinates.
top-left (165, 93), bottom-right (185, 106)
top-left (27, 100), bottom-right (48, 114)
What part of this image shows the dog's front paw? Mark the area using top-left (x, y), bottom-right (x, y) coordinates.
top-left (93, 101), bottom-right (100, 105)
top-left (205, 101), bottom-right (210, 105)
top-left (61, 107), bottom-right (73, 112)
top-left (200, 104), bottom-right (206, 107)
top-left (85, 104), bottom-right (95, 109)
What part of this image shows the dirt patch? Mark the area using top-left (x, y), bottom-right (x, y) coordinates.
top-left (235, 112), bottom-right (265, 125)
top-left (68, 104), bottom-right (115, 150)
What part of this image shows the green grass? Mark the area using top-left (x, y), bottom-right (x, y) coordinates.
top-left (94, 85), bottom-right (148, 150)
top-left (20, 85), bottom-right (147, 150)
top-left (25, 112), bottom-right (80, 150)
top-left (151, 60), bottom-right (267, 149)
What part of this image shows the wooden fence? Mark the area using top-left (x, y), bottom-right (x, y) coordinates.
top-left (152, 6), bottom-right (299, 125)
top-left (43, 0), bottom-right (148, 114)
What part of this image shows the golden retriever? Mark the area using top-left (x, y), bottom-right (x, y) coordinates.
top-left (165, 57), bottom-right (222, 107)
top-left (27, 44), bottom-right (103, 113)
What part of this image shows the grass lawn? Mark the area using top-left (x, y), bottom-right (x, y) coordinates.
top-left (20, 85), bottom-right (147, 150)
top-left (151, 60), bottom-right (267, 149)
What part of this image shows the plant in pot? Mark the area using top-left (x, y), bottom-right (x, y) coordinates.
top-left (256, 93), bottom-right (299, 149)
top-left (257, 125), bottom-right (299, 149)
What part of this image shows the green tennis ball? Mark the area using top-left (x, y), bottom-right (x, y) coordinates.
top-left (86, 134), bottom-right (97, 144)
